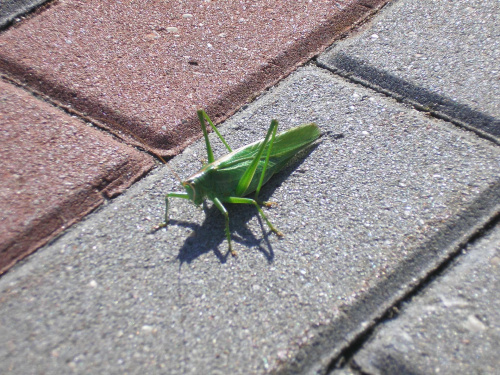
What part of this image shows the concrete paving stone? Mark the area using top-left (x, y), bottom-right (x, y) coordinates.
top-left (0, 67), bottom-right (499, 374)
top-left (330, 368), bottom-right (358, 375)
top-left (346, 222), bottom-right (500, 375)
top-left (0, 0), bottom-right (49, 28)
top-left (318, 0), bottom-right (500, 143)
top-left (0, 0), bottom-right (390, 157)
top-left (0, 79), bottom-right (154, 274)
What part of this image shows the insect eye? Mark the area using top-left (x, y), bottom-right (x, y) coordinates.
top-left (183, 182), bottom-right (196, 201)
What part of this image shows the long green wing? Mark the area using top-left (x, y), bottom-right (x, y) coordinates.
top-left (203, 123), bottom-right (321, 197)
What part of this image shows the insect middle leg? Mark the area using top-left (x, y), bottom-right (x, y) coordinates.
top-left (224, 196), bottom-right (283, 237)
top-left (213, 197), bottom-right (236, 256)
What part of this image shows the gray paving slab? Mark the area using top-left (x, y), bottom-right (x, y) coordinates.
top-left (318, 0), bottom-right (500, 143)
top-left (1, 67), bottom-right (499, 375)
top-left (345, 222), bottom-right (500, 375)
top-left (330, 368), bottom-right (357, 375)
top-left (0, 0), bottom-right (49, 28)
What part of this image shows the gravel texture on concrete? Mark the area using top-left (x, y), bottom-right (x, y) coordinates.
top-left (318, 0), bottom-right (500, 143)
top-left (0, 79), bottom-right (154, 274)
top-left (1, 67), bottom-right (499, 374)
top-left (347, 222), bottom-right (500, 375)
top-left (0, 0), bottom-right (49, 28)
top-left (0, 0), bottom-right (389, 156)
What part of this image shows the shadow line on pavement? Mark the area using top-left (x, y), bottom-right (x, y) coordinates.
top-left (318, 53), bottom-right (500, 142)
top-left (171, 202), bottom-right (275, 265)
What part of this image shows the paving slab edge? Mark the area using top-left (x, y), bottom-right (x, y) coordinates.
top-left (0, 0), bottom-right (53, 30)
top-left (0, 0), bottom-right (392, 157)
top-left (271, 181), bottom-right (500, 375)
top-left (0, 188), bottom-right (103, 275)
top-left (0, 152), bottom-right (154, 276)
top-left (316, 57), bottom-right (500, 146)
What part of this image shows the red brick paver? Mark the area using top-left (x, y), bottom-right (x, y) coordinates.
top-left (0, 0), bottom-right (388, 157)
top-left (0, 80), bottom-right (154, 274)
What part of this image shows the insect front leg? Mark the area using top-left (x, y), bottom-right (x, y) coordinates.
top-left (213, 197), bottom-right (237, 256)
top-left (154, 192), bottom-right (191, 230)
top-left (224, 197), bottom-right (284, 237)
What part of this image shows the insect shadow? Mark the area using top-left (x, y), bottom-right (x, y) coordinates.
top-left (171, 143), bottom-right (321, 264)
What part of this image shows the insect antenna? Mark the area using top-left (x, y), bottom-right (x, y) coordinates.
top-left (154, 153), bottom-right (183, 184)
top-left (114, 125), bottom-right (185, 185)
top-left (66, 109), bottom-right (186, 185)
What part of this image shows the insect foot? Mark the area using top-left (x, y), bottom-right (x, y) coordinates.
top-left (150, 222), bottom-right (167, 233)
top-left (262, 201), bottom-right (278, 208)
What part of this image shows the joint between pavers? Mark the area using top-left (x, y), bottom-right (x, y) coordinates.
top-left (0, 0), bottom-right (56, 31)
top-left (314, 61), bottom-right (500, 147)
top-left (0, 72), bottom-right (162, 165)
top-left (272, 181), bottom-right (500, 375)
top-left (327, 205), bottom-right (500, 374)
top-left (1, 0), bottom-right (395, 159)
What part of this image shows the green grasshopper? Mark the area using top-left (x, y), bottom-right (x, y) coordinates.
top-left (157, 109), bottom-right (321, 255)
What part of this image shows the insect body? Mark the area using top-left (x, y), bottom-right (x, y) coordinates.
top-left (158, 110), bottom-right (321, 255)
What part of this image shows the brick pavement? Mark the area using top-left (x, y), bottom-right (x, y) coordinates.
top-left (0, 0), bottom-right (389, 272)
top-left (0, 1), bottom-right (498, 374)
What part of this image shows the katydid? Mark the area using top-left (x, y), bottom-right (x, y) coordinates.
top-left (156, 109), bottom-right (321, 256)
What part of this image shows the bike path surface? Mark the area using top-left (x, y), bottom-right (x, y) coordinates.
top-left (1, 0), bottom-right (499, 374)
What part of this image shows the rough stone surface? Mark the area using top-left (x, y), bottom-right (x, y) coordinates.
top-left (0, 79), bottom-right (154, 274)
top-left (349, 223), bottom-right (500, 375)
top-left (318, 0), bottom-right (500, 142)
top-left (0, 0), bottom-right (49, 28)
top-left (0, 68), bottom-right (498, 374)
top-left (0, 0), bottom-right (390, 156)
